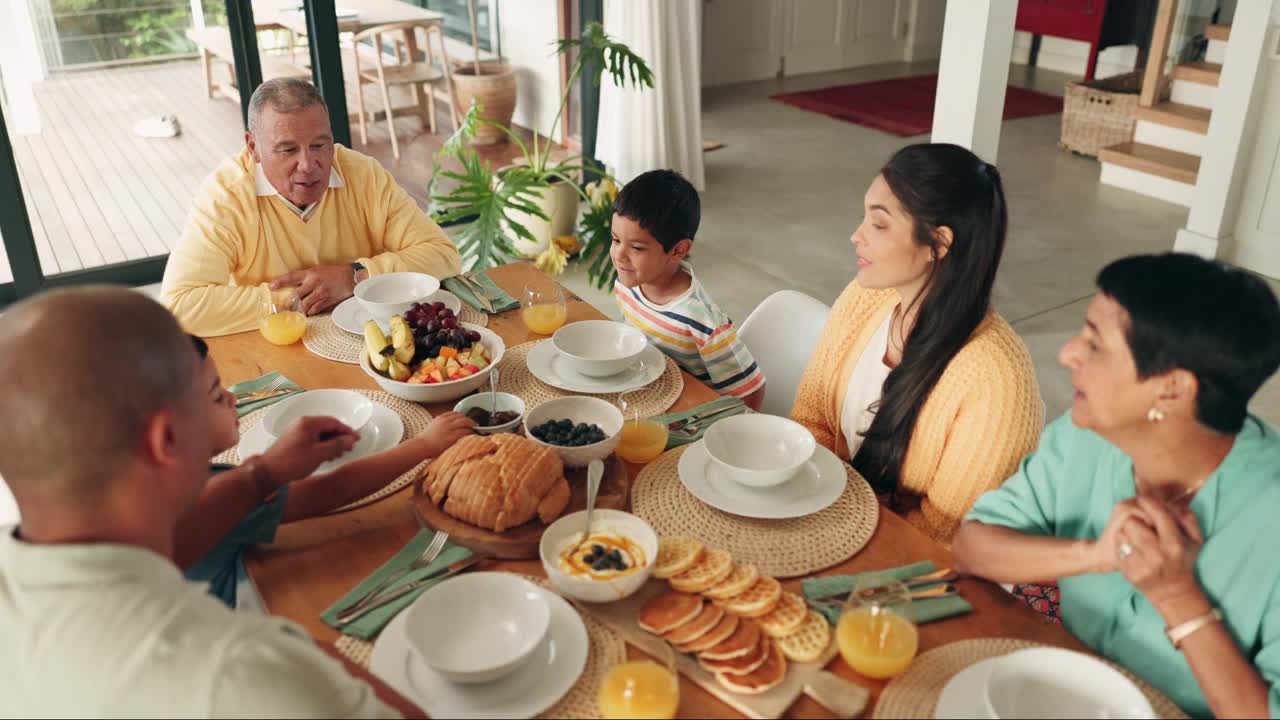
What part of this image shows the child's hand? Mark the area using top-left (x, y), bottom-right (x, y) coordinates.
top-left (416, 411), bottom-right (476, 458)
top-left (259, 416), bottom-right (360, 488)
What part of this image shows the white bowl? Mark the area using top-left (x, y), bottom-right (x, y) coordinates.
top-left (522, 396), bottom-right (624, 468)
top-left (354, 272), bottom-right (441, 328)
top-left (454, 391), bottom-right (526, 435)
top-left (360, 323), bottom-right (505, 404)
top-left (703, 413), bottom-right (816, 488)
top-left (552, 320), bottom-right (648, 378)
top-left (261, 389), bottom-right (374, 438)
top-left (983, 648), bottom-right (1155, 719)
top-left (539, 509), bottom-right (658, 603)
top-left (405, 572), bottom-right (551, 685)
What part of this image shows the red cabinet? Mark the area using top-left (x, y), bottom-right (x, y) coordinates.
top-left (1016, 0), bottom-right (1110, 80)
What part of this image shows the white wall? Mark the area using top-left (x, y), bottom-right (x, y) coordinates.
top-left (496, 0), bottom-right (563, 141)
top-left (1228, 25), bottom-right (1280, 278)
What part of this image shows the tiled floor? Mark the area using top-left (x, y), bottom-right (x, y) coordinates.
top-left (556, 61), bottom-right (1280, 426)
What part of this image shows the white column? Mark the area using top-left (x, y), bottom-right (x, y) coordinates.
top-left (1174, 1), bottom-right (1275, 258)
top-left (0, 0), bottom-right (45, 135)
top-left (190, 0), bottom-right (206, 30)
top-left (930, 0), bottom-right (1017, 163)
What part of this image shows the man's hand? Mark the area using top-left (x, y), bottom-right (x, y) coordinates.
top-left (271, 265), bottom-right (357, 315)
top-left (258, 416), bottom-right (360, 488)
top-left (413, 412), bottom-right (476, 459)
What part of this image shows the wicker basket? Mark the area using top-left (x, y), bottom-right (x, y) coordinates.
top-left (1059, 71), bottom-right (1164, 157)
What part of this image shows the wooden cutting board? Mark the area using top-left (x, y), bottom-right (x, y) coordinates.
top-left (580, 580), bottom-right (870, 719)
top-left (410, 453), bottom-right (631, 559)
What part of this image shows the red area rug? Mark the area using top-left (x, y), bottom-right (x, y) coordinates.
top-left (771, 74), bottom-right (1063, 137)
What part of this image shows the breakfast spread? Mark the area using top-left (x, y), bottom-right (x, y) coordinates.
top-left (364, 308), bottom-right (492, 384)
top-left (558, 531), bottom-right (647, 579)
top-left (637, 536), bottom-right (832, 695)
top-left (530, 419), bottom-right (608, 447)
top-left (419, 433), bottom-right (569, 533)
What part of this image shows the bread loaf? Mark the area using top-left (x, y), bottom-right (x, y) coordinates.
top-left (421, 434), bottom-right (569, 532)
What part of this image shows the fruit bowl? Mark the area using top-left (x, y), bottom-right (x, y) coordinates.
top-left (522, 396), bottom-right (623, 468)
top-left (361, 322), bottom-right (505, 403)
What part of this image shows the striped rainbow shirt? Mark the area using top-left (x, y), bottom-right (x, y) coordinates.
top-left (614, 267), bottom-right (765, 399)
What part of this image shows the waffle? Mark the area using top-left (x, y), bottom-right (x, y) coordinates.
top-left (652, 537), bottom-right (705, 579)
top-left (717, 576), bottom-right (782, 618)
top-left (703, 563), bottom-right (760, 601)
top-left (699, 618), bottom-right (761, 661)
top-left (662, 603), bottom-right (724, 646)
top-left (758, 592), bottom-right (808, 638)
top-left (775, 610), bottom-right (831, 663)
top-left (670, 548), bottom-right (734, 593)
top-left (715, 640), bottom-right (788, 695)
top-left (638, 592), bottom-right (704, 635)
top-left (676, 613), bottom-right (739, 653)
top-left (698, 635), bottom-right (770, 676)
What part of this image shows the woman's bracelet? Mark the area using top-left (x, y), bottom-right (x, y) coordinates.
top-left (1166, 608), bottom-right (1223, 649)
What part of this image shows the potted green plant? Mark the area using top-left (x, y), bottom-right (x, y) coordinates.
top-left (429, 21), bottom-right (653, 288)
top-left (449, 0), bottom-right (517, 146)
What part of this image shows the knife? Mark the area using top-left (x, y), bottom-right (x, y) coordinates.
top-left (456, 273), bottom-right (496, 314)
top-left (335, 554), bottom-right (484, 625)
top-left (666, 401), bottom-right (747, 433)
top-left (811, 568), bottom-right (958, 602)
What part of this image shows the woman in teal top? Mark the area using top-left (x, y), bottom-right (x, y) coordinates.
top-left (954, 253), bottom-right (1280, 719)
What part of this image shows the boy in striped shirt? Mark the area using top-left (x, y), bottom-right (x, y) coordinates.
top-left (610, 170), bottom-right (765, 410)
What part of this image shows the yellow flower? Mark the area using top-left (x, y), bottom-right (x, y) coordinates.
top-left (553, 234), bottom-right (582, 254)
top-left (585, 178), bottom-right (618, 208)
top-left (600, 178), bottom-right (618, 203)
top-left (534, 244), bottom-right (569, 276)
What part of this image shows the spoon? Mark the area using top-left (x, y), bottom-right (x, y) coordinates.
top-left (576, 459), bottom-right (605, 553)
top-left (488, 366), bottom-right (501, 416)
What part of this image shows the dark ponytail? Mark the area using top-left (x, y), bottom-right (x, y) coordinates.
top-left (852, 144), bottom-right (1008, 499)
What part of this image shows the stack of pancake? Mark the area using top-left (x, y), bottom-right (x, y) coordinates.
top-left (636, 537), bottom-right (831, 695)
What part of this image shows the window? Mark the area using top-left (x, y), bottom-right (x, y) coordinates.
top-left (410, 0), bottom-right (499, 54)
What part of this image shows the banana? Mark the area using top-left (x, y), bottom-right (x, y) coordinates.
top-left (388, 356), bottom-right (411, 381)
top-left (364, 320), bottom-right (392, 372)
top-left (389, 315), bottom-right (415, 364)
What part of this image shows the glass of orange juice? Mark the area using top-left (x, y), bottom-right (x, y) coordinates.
top-left (614, 372), bottom-right (670, 464)
top-left (836, 574), bottom-right (919, 680)
top-left (598, 642), bottom-right (680, 720)
top-left (258, 295), bottom-right (307, 346)
top-left (521, 283), bottom-right (568, 335)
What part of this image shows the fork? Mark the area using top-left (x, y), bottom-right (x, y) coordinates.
top-left (335, 530), bottom-right (450, 617)
top-left (234, 375), bottom-right (288, 401)
top-left (670, 406), bottom-right (749, 438)
top-left (667, 402), bottom-right (746, 435)
top-left (458, 271), bottom-right (496, 313)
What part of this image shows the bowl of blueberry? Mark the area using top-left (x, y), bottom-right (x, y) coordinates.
top-left (522, 396), bottom-right (623, 467)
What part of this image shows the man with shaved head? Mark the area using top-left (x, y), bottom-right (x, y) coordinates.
top-left (0, 287), bottom-right (399, 717)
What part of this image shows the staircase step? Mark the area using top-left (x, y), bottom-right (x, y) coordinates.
top-left (1171, 61), bottom-right (1222, 86)
top-left (1205, 24), bottom-right (1230, 42)
top-left (1098, 141), bottom-right (1200, 185)
top-left (1136, 101), bottom-right (1211, 135)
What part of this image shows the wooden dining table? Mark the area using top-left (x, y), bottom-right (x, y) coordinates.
top-left (206, 262), bottom-right (1090, 718)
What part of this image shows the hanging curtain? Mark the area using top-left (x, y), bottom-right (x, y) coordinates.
top-left (596, 0), bottom-right (706, 190)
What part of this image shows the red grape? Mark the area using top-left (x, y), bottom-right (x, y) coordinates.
top-left (441, 317), bottom-right (457, 329)
top-left (431, 302), bottom-right (446, 312)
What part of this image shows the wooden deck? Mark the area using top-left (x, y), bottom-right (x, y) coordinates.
top-left (2, 58), bottom-right (530, 286)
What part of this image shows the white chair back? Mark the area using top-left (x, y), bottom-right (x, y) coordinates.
top-left (738, 290), bottom-right (831, 418)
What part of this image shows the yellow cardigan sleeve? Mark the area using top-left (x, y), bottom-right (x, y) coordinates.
top-left (789, 283), bottom-right (861, 453)
top-left (356, 159), bottom-right (461, 279)
top-left (903, 330), bottom-right (1045, 543)
top-left (160, 198), bottom-right (269, 337)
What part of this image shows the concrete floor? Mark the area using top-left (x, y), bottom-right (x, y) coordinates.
top-left (556, 61), bottom-right (1280, 426)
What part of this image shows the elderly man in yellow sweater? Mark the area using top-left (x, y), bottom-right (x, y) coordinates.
top-left (161, 77), bottom-right (461, 337)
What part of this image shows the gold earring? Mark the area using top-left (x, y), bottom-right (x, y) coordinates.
top-left (1147, 407), bottom-right (1166, 423)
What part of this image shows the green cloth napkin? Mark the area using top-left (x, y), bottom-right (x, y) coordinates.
top-left (802, 561), bottom-right (973, 626)
top-left (228, 372), bottom-right (304, 418)
top-left (650, 396), bottom-right (747, 448)
top-left (320, 529), bottom-right (474, 640)
top-left (443, 271), bottom-right (518, 314)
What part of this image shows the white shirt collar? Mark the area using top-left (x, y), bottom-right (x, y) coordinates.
top-left (254, 164), bottom-right (345, 219)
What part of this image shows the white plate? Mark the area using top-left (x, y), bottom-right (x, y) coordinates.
top-left (236, 403), bottom-right (404, 474)
top-left (526, 340), bottom-right (666, 394)
top-left (370, 583), bottom-right (589, 719)
top-left (935, 657), bottom-right (1002, 719)
top-left (676, 440), bottom-right (847, 519)
top-left (332, 290), bottom-right (463, 335)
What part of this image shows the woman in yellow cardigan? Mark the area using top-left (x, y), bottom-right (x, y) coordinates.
top-left (790, 143), bottom-right (1044, 543)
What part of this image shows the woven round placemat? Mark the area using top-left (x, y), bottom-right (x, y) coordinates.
top-left (498, 341), bottom-right (684, 416)
top-left (872, 638), bottom-right (1188, 719)
top-left (334, 575), bottom-right (627, 719)
top-left (304, 308), bottom-right (488, 364)
top-left (630, 445), bottom-right (879, 577)
top-left (212, 390), bottom-right (433, 514)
